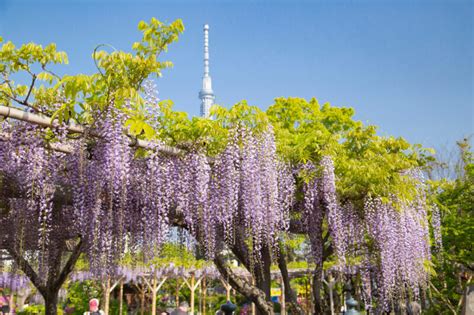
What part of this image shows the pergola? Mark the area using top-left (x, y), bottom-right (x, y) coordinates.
top-left (67, 266), bottom-right (316, 315)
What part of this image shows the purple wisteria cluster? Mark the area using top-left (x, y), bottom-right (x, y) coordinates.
top-left (0, 272), bottom-right (30, 292)
top-left (70, 264), bottom-right (221, 285)
top-left (0, 121), bottom-right (70, 283)
top-left (431, 203), bottom-right (442, 252)
top-left (0, 108), bottom-right (436, 311)
top-left (0, 115), bottom-right (294, 278)
top-left (364, 195), bottom-right (431, 311)
top-left (173, 125), bottom-right (294, 261)
top-left (301, 157), bottom-right (433, 311)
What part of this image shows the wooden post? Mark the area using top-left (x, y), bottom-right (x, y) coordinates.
top-left (202, 277), bottom-right (207, 315)
top-left (198, 279), bottom-right (202, 315)
top-left (219, 278), bottom-right (231, 301)
top-left (191, 273), bottom-right (195, 315)
top-left (102, 277), bottom-right (122, 315)
top-left (140, 288), bottom-right (145, 315)
top-left (328, 275), bottom-right (335, 315)
top-left (103, 278), bottom-right (111, 315)
top-left (309, 275), bottom-right (314, 314)
top-left (280, 277), bottom-right (286, 315)
top-left (182, 274), bottom-right (204, 315)
top-left (252, 278), bottom-right (256, 315)
top-left (176, 280), bottom-right (180, 308)
top-left (142, 275), bottom-right (168, 315)
top-left (119, 279), bottom-right (124, 315)
top-left (9, 292), bottom-right (14, 315)
top-left (135, 282), bottom-right (147, 315)
top-left (151, 276), bottom-right (157, 315)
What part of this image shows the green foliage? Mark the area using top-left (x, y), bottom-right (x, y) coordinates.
top-left (17, 304), bottom-right (64, 315)
top-left (109, 298), bottom-right (128, 315)
top-left (267, 97), bottom-right (429, 203)
top-left (143, 242), bottom-right (206, 269)
top-left (65, 280), bottom-right (102, 315)
top-left (427, 139), bottom-right (473, 314)
top-left (0, 17), bottom-right (184, 133)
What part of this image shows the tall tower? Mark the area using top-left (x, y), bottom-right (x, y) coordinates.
top-left (199, 24), bottom-right (215, 118)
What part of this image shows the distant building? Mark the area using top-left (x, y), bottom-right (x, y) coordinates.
top-left (199, 24), bottom-right (215, 118)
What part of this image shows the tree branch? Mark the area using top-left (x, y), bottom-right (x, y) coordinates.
top-left (23, 74), bottom-right (36, 106)
top-left (53, 237), bottom-right (84, 290)
top-left (277, 245), bottom-right (305, 315)
top-left (213, 251), bottom-right (274, 315)
top-left (6, 246), bottom-right (45, 294)
top-left (288, 218), bottom-right (306, 234)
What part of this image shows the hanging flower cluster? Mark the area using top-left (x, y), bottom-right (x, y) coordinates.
top-left (301, 157), bottom-right (433, 311)
top-left (0, 272), bottom-right (30, 292)
top-left (0, 114), bottom-right (294, 277)
top-left (173, 125), bottom-right (294, 260)
top-left (0, 121), bottom-right (69, 283)
top-left (364, 195), bottom-right (431, 311)
top-left (431, 203), bottom-right (442, 252)
top-left (65, 108), bottom-right (134, 275)
top-left (1, 106), bottom-right (436, 312)
top-left (301, 162), bottom-right (324, 264)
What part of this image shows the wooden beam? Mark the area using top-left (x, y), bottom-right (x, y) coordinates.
top-left (0, 105), bottom-right (183, 156)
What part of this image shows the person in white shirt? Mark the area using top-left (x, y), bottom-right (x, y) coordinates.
top-left (83, 298), bottom-right (104, 315)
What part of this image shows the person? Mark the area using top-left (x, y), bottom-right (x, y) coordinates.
top-left (0, 289), bottom-right (10, 315)
top-left (83, 298), bottom-right (104, 315)
top-left (170, 301), bottom-right (189, 315)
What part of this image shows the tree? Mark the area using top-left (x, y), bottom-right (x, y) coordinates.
top-left (427, 138), bottom-right (473, 314)
top-left (154, 99), bottom-right (435, 314)
top-left (266, 97), bottom-right (434, 313)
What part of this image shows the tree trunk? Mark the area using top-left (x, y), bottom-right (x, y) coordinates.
top-left (277, 249), bottom-right (305, 315)
top-left (214, 252), bottom-right (274, 315)
top-left (44, 291), bottom-right (59, 315)
top-left (312, 266), bottom-right (323, 315)
top-left (252, 245), bottom-right (272, 304)
top-left (6, 238), bottom-right (83, 315)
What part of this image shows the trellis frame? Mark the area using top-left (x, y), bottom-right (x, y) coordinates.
top-left (0, 105), bottom-right (183, 155)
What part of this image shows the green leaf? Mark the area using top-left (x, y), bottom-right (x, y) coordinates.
top-left (37, 72), bottom-right (54, 83)
top-left (142, 123), bottom-right (155, 139)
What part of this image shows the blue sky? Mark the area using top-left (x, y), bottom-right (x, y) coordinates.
top-left (0, 0), bottom-right (472, 150)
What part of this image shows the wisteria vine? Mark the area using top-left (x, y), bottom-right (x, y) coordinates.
top-left (0, 104), bottom-right (436, 311)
